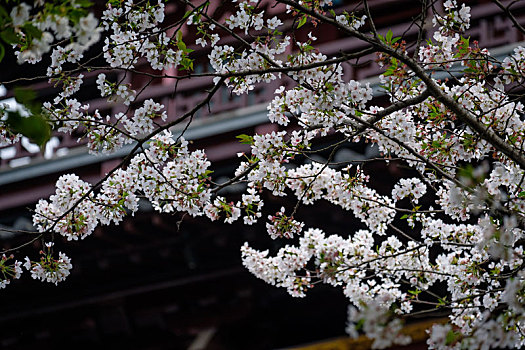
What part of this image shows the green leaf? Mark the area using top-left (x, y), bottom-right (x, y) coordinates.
top-left (384, 66), bottom-right (394, 76)
top-left (14, 87), bottom-right (44, 116)
top-left (0, 42), bottom-right (4, 63)
top-left (75, 0), bottom-right (94, 8)
top-left (386, 29), bottom-right (393, 43)
top-left (297, 15), bottom-right (307, 28)
top-left (391, 36), bottom-right (401, 44)
top-left (355, 318), bottom-right (365, 331)
top-left (183, 10), bottom-right (193, 20)
top-left (391, 57), bottom-right (398, 67)
top-left (180, 57), bottom-right (193, 71)
top-left (22, 23), bottom-right (42, 40)
top-left (458, 165), bottom-right (473, 179)
top-left (236, 134), bottom-right (254, 145)
top-left (0, 5), bottom-right (9, 19)
top-left (445, 330), bottom-right (459, 346)
top-left (518, 191), bottom-right (525, 198)
top-left (69, 9), bottom-right (87, 25)
top-left (14, 87), bottom-right (37, 106)
top-left (0, 27), bottom-right (19, 45)
top-left (5, 110), bottom-right (51, 147)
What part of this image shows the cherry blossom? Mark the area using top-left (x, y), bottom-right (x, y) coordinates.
top-left (3, 0), bottom-right (525, 348)
top-left (23, 243), bottom-right (72, 285)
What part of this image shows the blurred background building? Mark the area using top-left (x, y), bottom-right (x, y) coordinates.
top-left (0, 0), bottom-right (524, 348)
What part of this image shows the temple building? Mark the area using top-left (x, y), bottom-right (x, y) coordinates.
top-left (0, 1), bottom-right (524, 348)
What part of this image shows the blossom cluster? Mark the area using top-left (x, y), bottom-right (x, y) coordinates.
top-left (391, 178), bottom-right (427, 203)
top-left (418, 0), bottom-right (471, 69)
top-left (204, 187), bottom-right (264, 225)
top-left (43, 97), bottom-right (171, 154)
top-left (10, 2), bottom-right (100, 65)
top-left (0, 254), bottom-right (22, 289)
top-left (23, 243), bottom-right (72, 285)
top-left (266, 207), bottom-right (304, 239)
top-left (30, 132), bottom-right (211, 241)
top-left (346, 301), bottom-right (411, 349)
top-left (5, 1), bottom-right (525, 349)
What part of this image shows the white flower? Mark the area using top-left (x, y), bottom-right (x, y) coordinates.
top-left (25, 252), bottom-right (73, 285)
top-left (11, 3), bottom-right (31, 27)
top-left (267, 17), bottom-right (282, 30)
top-left (195, 37), bottom-right (207, 47)
top-left (78, 13), bottom-right (98, 32)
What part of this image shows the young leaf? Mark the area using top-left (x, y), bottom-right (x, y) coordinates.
top-left (386, 29), bottom-right (393, 43)
top-left (297, 15), bottom-right (307, 28)
top-left (236, 134), bottom-right (254, 145)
